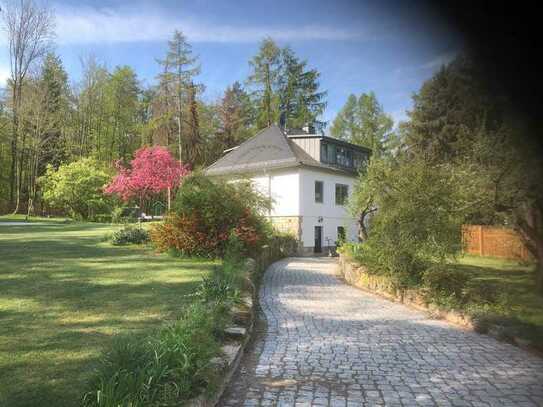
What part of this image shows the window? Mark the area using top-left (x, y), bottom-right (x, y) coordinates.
top-left (321, 141), bottom-right (365, 170)
top-left (353, 152), bottom-right (364, 169)
top-left (314, 181), bottom-right (323, 203)
top-left (320, 143), bottom-right (328, 162)
top-left (327, 144), bottom-right (336, 164)
top-left (337, 226), bottom-right (346, 245)
top-left (335, 184), bottom-right (348, 205)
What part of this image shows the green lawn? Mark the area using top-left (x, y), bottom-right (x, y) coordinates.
top-left (0, 218), bottom-right (216, 407)
top-left (452, 255), bottom-right (543, 345)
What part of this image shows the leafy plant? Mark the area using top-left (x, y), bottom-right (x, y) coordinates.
top-left (111, 226), bottom-right (149, 245)
top-left (194, 273), bottom-right (242, 307)
top-left (104, 146), bottom-right (190, 208)
top-left (83, 303), bottom-right (225, 407)
top-left (150, 174), bottom-right (270, 257)
top-left (111, 206), bottom-right (139, 224)
top-left (422, 265), bottom-right (470, 308)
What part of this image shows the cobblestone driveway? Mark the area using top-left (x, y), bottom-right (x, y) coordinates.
top-left (220, 258), bottom-right (543, 406)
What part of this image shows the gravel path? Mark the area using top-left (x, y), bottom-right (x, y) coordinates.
top-left (219, 257), bottom-right (543, 406)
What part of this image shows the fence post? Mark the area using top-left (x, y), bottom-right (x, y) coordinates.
top-left (478, 225), bottom-right (484, 256)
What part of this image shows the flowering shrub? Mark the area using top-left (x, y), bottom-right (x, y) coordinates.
top-left (150, 174), bottom-right (270, 257)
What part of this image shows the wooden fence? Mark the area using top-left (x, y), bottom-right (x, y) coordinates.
top-left (462, 225), bottom-right (532, 261)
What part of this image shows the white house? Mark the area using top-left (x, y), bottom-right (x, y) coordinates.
top-left (205, 125), bottom-right (370, 255)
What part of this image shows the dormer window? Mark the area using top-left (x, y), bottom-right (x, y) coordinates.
top-left (321, 141), bottom-right (366, 170)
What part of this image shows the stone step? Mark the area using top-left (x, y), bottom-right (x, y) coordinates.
top-left (224, 325), bottom-right (247, 338)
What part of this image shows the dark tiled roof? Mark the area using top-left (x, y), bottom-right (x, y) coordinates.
top-left (205, 125), bottom-right (355, 176)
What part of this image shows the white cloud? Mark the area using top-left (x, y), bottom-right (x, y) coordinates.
top-left (51, 4), bottom-right (365, 45)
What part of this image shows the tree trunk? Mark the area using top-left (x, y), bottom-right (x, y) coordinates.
top-left (358, 211), bottom-right (369, 242)
top-left (9, 82), bottom-right (19, 211)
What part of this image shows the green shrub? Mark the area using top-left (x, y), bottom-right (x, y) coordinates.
top-left (150, 174), bottom-right (270, 257)
top-left (83, 303), bottom-right (225, 407)
top-left (422, 265), bottom-right (470, 308)
top-left (111, 226), bottom-right (149, 245)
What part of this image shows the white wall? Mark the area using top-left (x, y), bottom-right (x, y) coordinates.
top-left (299, 168), bottom-right (358, 247)
top-left (250, 170), bottom-right (300, 216)
top-left (246, 167), bottom-right (358, 249)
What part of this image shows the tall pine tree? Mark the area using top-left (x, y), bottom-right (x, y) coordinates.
top-left (331, 92), bottom-right (393, 156)
top-left (247, 38), bottom-right (281, 128)
top-left (156, 30), bottom-right (200, 162)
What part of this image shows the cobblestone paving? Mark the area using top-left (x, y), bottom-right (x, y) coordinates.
top-left (220, 258), bottom-right (543, 407)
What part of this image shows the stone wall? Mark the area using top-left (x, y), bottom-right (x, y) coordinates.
top-left (338, 253), bottom-right (473, 327)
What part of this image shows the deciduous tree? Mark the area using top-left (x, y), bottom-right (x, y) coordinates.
top-left (104, 146), bottom-right (190, 210)
top-left (40, 157), bottom-right (110, 219)
top-left (1, 0), bottom-right (55, 212)
top-left (404, 53), bottom-right (543, 292)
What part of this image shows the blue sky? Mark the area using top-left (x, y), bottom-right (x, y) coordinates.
top-left (0, 0), bottom-right (463, 127)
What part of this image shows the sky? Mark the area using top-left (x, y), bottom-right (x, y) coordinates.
top-left (0, 0), bottom-right (463, 128)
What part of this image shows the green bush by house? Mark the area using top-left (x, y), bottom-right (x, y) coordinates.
top-left (150, 174), bottom-right (271, 257)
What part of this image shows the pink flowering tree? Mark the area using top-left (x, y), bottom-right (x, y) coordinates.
top-left (104, 146), bottom-right (191, 211)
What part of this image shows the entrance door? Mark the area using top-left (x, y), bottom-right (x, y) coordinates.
top-left (314, 226), bottom-right (323, 253)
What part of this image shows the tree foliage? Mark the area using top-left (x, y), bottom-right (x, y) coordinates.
top-left (247, 38), bottom-right (327, 131)
top-left (331, 92), bottom-right (393, 155)
top-left (216, 81), bottom-right (254, 151)
top-left (403, 53), bottom-right (543, 292)
top-left (156, 30), bottom-right (201, 164)
top-left (0, 6), bottom-right (334, 217)
top-left (104, 146), bottom-right (190, 207)
top-left (1, 0), bottom-right (55, 213)
top-left (349, 157), bottom-right (464, 287)
top-left (40, 158), bottom-right (111, 219)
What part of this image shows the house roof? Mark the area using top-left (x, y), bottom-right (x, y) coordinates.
top-left (205, 125), bottom-right (356, 176)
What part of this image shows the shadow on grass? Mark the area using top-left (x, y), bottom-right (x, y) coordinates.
top-left (0, 223), bottom-right (215, 407)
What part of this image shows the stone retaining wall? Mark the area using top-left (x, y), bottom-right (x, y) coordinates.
top-left (338, 253), bottom-right (474, 328)
top-left (338, 253), bottom-right (543, 355)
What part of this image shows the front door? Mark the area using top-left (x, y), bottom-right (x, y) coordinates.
top-left (314, 226), bottom-right (323, 253)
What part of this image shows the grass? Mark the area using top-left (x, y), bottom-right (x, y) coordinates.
top-left (0, 217), bottom-right (217, 407)
top-left (0, 213), bottom-right (71, 223)
top-left (450, 254), bottom-right (543, 345)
